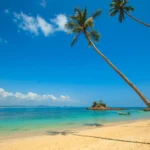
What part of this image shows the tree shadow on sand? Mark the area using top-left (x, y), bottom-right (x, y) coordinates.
top-left (45, 123), bottom-right (102, 136)
top-left (45, 122), bottom-right (150, 145)
top-left (71, 134), bottom-right (150, 145)
top-left (119, 126), bottom-right (150, 128)
top-left (45, 130), bottom-right (150, 145)
top-left (45, 130), bottom-right (78, 136)
top-left (84, 123), bottom-right (103, 127)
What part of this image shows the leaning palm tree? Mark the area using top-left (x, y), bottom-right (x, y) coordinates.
top-left (109, 0), bottom-right (150, 27)
top-left (65, 7), bottom-right (150, 108)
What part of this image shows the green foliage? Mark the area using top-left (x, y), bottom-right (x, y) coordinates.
top-left (92, 101), bottom-right (99, 107)
top-left (100, 103), bottom-right (107, 107)
top-left (109, 0), bottom-right (134, 22)
top-left (99, 100), bottom-right (107, 107)
top-left (65, 7), bottom-right (101, 47)
top-left (92, 100), bottom-right (107, 107)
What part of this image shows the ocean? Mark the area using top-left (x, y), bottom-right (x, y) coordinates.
top-left (0, 107), bottom-right (150, 137)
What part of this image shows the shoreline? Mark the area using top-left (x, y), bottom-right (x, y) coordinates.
top-left (0, 118), bottom-right (149, 140)
top-left (0, 119), bottom-right (150, 150)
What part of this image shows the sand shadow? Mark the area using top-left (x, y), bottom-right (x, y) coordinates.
top-left (119, 126), bottom-right (150, 128)
top-left (45, 130), bottom-right (78, 136)
top-left (71, 133), bottom-right (150, 145)
top-left (45, 131), bottom-right (150, 145)
top-left (84, 123), bottom-right (103, 127)
top-left (45, 123), bottom-right (102, 136)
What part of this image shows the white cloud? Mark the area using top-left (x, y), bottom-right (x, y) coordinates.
top-left (51, 14), bottom-right (68, 32)
top-left (0, 88), bottom-right (13, 97)
top-left (39, 0), bottom-right (46, 8)
top-left (4, 9), bottom-right (10, 14)
top-left (0, 88), bottom-right (70, 102)
top-left (13, 12), bottom-right (39, 35)
top-left (0, 38), bottom-right (8, 44)
top-left (13, 12), bottom-right (68, 37)
top-left (37, 15), bottom-right (53, 36)
top-left (60, 95), bottom-right (71, 101)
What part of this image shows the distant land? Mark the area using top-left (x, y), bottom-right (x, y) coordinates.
top-left (87, 100), bottom-right (124, 110)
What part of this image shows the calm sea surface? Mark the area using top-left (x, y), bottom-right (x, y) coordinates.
top-left (0, 107), bottom-right (150, 137)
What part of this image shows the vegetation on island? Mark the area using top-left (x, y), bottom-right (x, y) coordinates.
top-left (87, 100), bottom-right (123, 110)
top-left (65, 4), bottom-right (150, 108)
top-left (92, 100), bottom-right (107, 108)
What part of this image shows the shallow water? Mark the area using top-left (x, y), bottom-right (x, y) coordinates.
top-left (0, 107), bottom-right (150, 137)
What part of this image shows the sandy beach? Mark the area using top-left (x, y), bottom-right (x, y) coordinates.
top-left (0, 119), bottom-right (150, 150)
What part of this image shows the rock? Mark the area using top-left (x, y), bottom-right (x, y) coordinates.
top-left (87, 106), bottom-right (123, 111)
top-left (143, 108), bottom-right (150, 111)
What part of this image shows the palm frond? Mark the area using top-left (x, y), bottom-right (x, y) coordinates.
top-left (124, 6), bottom-right (134, 12)
top-left (110, 10), bottom-right (118, 16)
top-left (71, 33), bottom-right (80, 47)
top-left (119, 11), bottom-right (125, 22)
top-left (122, 0), bottom-right (128, 6)
top-left (110, 3), bottom-right (116, 7)
top-left (83, 7), bottom-right (87, 23)
top-left (74, 8), bottom-right (85, 25)
top-left (72, 27), bottom-right (83, 33)
top-left (70, 16), bottom-right (78, 20)
top-left (66, 7), bottom-right (101, 47)
top-left (109, 8), bottom-right (116, 12)
top-left (65, 22), bottom-right (79, 30)
top-left (84, 17), bottom-right (94, 28)
top-left (74, 8), bottom-right (83, 17)
top-left (89, 30), bottom-right (100, 42)
top-left (91, 9), bottom-right (102, 19)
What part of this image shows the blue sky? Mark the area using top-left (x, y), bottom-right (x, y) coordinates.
top-left (0, 0), bottom-right (150, 107)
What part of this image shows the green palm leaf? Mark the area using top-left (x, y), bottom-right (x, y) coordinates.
top-left (65, 22), bottom-right (79, 30)
top-left (124, 6), bottom-right (134, 12)
top-left (71, 33), bottom-right (80, 47)
top-left (74, 8), bottom-right (82, 17)
top-left (110, 10), bottom-right (118, 16)
top-left (91, 9), bottom-right (102, 19)
top-left (84, 17), bottom-right (94, 28)
top-left (89, 30), bottom-right (100, 42)
top-left (109, 0), bottom-right (134, 23)
top-left (65, 7), bottom-right (101, 47)
top-left (83, 7), bottom-right (87, 23)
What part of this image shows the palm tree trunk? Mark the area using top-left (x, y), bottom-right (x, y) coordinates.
top-left (124, 11), bottom-right (150, 28)
top-left (86, 34), bottom-right (150, 108)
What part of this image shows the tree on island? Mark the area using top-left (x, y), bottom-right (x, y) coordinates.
top-left (99, 100), bottom-right (107, 107)
top-left (65, 7), bottom-right (150, 108)
top-left (92, 100), bottom-right (107, 108)
top-left (92, 101), bottom-right (99, 107)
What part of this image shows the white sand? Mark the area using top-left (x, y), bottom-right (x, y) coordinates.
top-left (0, 120), bottom-right (150, 150)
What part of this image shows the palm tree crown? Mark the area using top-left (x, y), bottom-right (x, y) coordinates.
top-left (109, 0), bottom-right (134, 22)
top-left (109, 0), bottom-right (150, 27)
top-left (65, 8), bottom-right (101, 46)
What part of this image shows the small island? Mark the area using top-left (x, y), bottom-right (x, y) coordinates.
top-left (87, 100), bottom-right (123, 110)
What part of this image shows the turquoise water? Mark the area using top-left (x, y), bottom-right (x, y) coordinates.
top-left (0, 107), bottom-right (150, 137)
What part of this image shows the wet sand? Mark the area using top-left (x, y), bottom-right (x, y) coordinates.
top-left (0, 119), bottom-right (150, 150)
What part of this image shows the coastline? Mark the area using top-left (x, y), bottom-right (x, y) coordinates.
top-left (0, 119), bottom-right (150, 150)
top-left (0, 118), bottom-right (150, 140)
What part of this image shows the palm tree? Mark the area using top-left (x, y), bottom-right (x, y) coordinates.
top-left (65, 7), bottom-right (150, 108)
top-left (109, 0), bottom-right (150, 27)
top-left (92, 101), bottom-right (98, 107)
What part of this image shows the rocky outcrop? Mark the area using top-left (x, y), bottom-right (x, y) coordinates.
top-left (143, 108), bottom-right (150, 111)
top-left (87, 106), bottom-right (123, 110)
